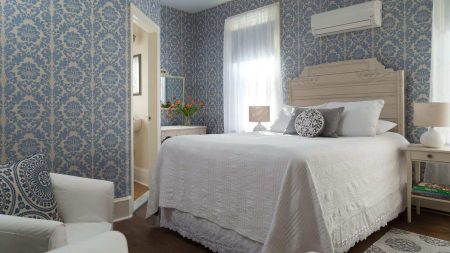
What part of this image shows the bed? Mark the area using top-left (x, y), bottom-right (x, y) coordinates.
top-left (147, 58), bottom-right (408, 253)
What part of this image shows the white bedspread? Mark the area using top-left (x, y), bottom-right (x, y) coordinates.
top-left (147, 132), bottom-right (409, 253)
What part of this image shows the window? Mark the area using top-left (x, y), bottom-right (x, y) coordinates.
top-left (425, 0), bottom-right (450, 184)
top-left (431, 0), bottom-right (450, 143)
top-left (223, 3), bottom-right (282, 133)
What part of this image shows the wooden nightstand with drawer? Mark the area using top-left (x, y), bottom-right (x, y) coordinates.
top-left (404, 144), bottom-right (450, 222)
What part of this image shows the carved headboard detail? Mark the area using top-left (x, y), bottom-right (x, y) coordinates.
top-left (288, 58), bottom-right (405, 135)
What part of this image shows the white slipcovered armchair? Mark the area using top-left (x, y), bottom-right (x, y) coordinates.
top-left (0, 173), bottom-right (128, 253)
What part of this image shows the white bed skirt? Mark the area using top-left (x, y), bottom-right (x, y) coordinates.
top-left (160, 208), bottom-right (262, 253)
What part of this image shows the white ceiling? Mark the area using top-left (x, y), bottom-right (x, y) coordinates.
top-left (161, 0), bottom-right (233, 13)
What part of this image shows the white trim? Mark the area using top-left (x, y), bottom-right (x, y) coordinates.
top-left (114, 214), bottom-right (133, 222)
top-left (114, 196), bottom-right (133, 222)
top-left (133, 191), bottom-right (149, 212)
top-left (129, 5), bottom-right (135, 225)
top-left (131, 5), bottom-right (160, 33)
top-left (134, 167), bottom-right (149, 187)
top-left (225, 2), bottom-right (280, 21)
top-left (130, 3), bottom-right (161, 219)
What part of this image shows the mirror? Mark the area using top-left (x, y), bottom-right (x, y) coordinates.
top-left (161, 75), bottom-right (185, 108)
top-left (132, 54), bottom-right (141, 96)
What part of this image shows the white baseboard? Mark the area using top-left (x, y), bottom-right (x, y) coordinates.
top-left (134, 167), bottom-right (149, 186)
top-left (113, 167), bottom-right (149, 222)
top-left (114, 196), bottom-right (133, 222)
top-left (133, 191), bottom-right (149, 212)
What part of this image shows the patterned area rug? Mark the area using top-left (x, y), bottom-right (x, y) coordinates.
top-left (364, 228), bottom-right (450, 253)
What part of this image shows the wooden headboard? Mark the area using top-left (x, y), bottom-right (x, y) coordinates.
top-left (288, 58), bottom-right (405, 135)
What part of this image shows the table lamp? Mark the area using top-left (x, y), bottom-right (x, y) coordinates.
top-left (249, 106), bottom-right (270, 132)
top-left (414, 102), bottom-right (450, 148)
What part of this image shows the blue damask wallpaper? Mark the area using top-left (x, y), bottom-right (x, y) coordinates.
top-left (0, 0), bottom-right (432, 197)
top-left (168, 0), bottom-right (432, 142)
top-left (279, 0), bottom-right (432, 142)
top-left (160, 6), bottom-right (194, 126)
top-left (1, 0), bottom-right (161, 198)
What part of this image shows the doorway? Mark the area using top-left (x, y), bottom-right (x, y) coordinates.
top-left (130, 4), bottom-right (161, 212)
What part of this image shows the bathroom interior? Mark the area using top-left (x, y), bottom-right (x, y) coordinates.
top-left (131, 22), bottom-right (206, 202)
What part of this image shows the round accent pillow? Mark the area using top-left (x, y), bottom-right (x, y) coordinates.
top-left (0, 154), bottom-right (62, 221)
top-left (295, 109), bottom-right (325, 137)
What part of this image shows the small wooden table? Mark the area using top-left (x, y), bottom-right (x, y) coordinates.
top-left (404, 144), bottom-right (450, 222)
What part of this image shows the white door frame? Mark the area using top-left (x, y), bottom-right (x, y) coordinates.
top-left (116, 4), bottom-right (160, 221)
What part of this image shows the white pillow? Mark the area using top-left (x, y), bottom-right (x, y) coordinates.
top-left (325, 99), bottom-right (385, 136)
top-left (270, 105), bottom-right (295, 133)
top-left (376, 120), bottom-right (397, 135)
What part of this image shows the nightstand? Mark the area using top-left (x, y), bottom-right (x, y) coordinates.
top-left (161, 125), bottom-right (207, 143)
top-left (404, 144), bottom-right (450, 222)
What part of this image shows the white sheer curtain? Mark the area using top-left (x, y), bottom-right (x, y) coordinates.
top-left (425, 0), bottom-right (450, 184)
top-left (223, 3), bottom-right (282, 133)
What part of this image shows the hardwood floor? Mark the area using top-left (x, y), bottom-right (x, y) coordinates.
top-left (134, 182), bottom-right (148, 200)
top-left (115, 206), bottom-right (450, 253)
top-left (348, 208), bottom-right (450, 253)
top-left (115, 206), bottom-right (210, 253)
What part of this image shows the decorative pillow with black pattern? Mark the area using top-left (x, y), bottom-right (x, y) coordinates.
top-left (0, 154), bottom-right (62, 221)
top-left (285, 106), bottom-right (344, 137)
top-left (295, 109), bottom-right (325, 137)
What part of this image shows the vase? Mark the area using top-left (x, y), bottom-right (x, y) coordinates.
top-left (184, 116), bottom-right (192, 126)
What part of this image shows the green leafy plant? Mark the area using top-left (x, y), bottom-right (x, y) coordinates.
top-left (161, 96), bottom-right (205, 120)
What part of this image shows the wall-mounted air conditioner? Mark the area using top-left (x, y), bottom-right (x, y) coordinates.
top-left (311, 0), bottom-right (382, 37)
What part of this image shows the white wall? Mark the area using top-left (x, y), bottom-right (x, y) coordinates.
top-left (132, 24), bottom-right (151, 173)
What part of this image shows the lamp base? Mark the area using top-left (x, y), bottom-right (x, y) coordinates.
top-left (420, 127), bottom-right (446, 148)
top-left (253, 122), bottom-right (266, 132)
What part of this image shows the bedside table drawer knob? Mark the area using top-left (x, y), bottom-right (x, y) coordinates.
top-left (427, 154), bottom-right (433, 159)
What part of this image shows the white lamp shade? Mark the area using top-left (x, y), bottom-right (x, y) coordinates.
top-left (414, 103), bottom-right (450, 127)
top-left (249, 106), bottom-right (270, 122)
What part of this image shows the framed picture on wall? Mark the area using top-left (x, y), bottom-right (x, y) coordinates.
top-left (132, 54), bottom-right (142, 96)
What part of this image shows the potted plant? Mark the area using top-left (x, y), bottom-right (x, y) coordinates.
top-left (161, 96), bottom-right (205, 126)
